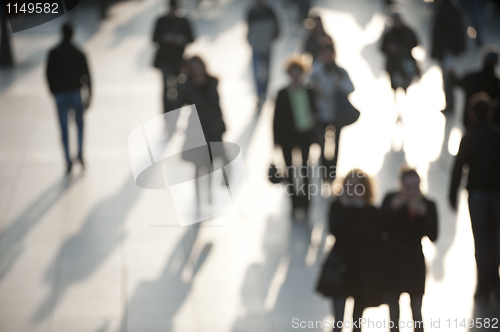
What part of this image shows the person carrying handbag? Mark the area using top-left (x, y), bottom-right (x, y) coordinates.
top-left (310, 43), bottom-right (357, 180)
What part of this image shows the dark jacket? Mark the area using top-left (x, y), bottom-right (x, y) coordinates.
top-left (431, 0), bottom-right (466, 61)
top-left (453, 68), bottom-right (500, 129)
top-left (178, 75), bottom-right (225, 142)
top-left (152, 14), bottom-right (194, 74)
top-left (381, 24), bottom-right (420, 89)
top-left (273, 85), bottom-right (317, 147)
top-left (317, 200), bottom-right (384, 306)
top-left (380, 193), bottom-right (438, 296)
top-left (246, 5), bottom-right (279, 53)
top-left (46, 41), bottom-right (91, 95)
top-left (449, 121), bottom-right (500, 207)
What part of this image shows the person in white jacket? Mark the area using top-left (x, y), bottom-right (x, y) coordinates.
top-left (310, 43), bottom-right (354, 179)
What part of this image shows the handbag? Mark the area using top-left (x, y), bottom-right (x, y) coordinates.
top-left (268, 164), bottom-right (283, 184)
top-left (316, 251), bottom-right (348, 297)
top-left (335, 91), bottom-right (360, 128)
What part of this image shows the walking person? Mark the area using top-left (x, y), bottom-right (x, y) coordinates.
top-left (46, 22), bottom-right (91, 175)
top-left (316, 170), bottom-right (384, 332)
top-left (381, 12), bottom-right (420, 96)
top-left (273, 57), bottom-right (317, 217)
top-left (452, 48), bottom-right (500, 130)
top-left (381, 168), bottom-right (438, 332)
top-left (430, 0), bottom-right (466, 114)
top-left (246, 0), bottom-right (280, 109)
top-left (310, 43), bottom-right (354, 179)
top-left (303, 15), bottom-right (333, 65)
top-left (152, 0), bottom-right (194, 114)
top-left (449, 93), bottom-right (500, 303)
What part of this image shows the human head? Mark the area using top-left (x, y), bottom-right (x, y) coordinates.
top-left (254, 0), bottom-right (265, 7)
top-left (169, 0), bottom-right (177, 12)
top-left (482, 45), bottom-right (499, 70)
top-left (187, 56), bottom-right (207, 78)
top-left (341, 169), bottom-right (374, 204)
top-left (318, 43), bottom-right (336, 65)
top-left (62, 22), bottom-right (73, 42)
top-left (399, 167), bottom-right (421, 200)
top-left (468, 92), bottom-right (494, 122)
top-left (390, 11), bottom-right (403, 28)
top-left (285, 57), bottom-right (307, 85)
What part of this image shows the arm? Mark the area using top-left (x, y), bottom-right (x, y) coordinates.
top-left (152, 18), bottom-right (161, 44)
top-left (183, 18), bottom-right (195, 45)
top-left (421, 200), bottom-right (438, 242)
top-left (270, 8), bottom-right (280, 40)
top-left (337, 68), bottom-right (354, 94)
top-left (45, 51), bottom-right (56, 95)
top-left (273, 89), bottom-right (286, 145)
top-left (81, 53), bottom-right (91, 98)
top-left (449, 137), bottom-right (469, 210)
top-left (328, 201), bottom-right (349, 237)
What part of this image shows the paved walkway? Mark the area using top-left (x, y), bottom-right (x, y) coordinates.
top-left (0, 0), bottom-right (499, 331)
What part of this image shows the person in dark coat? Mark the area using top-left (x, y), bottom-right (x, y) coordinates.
top-left (431, 0), bottom-right (466, 113)
top-left (453, 49), bottom-right (500, 130)
top-left (273, 57), bottom-right (316, 216)
top-left (381, 168), bottom-right (438, 332)
top-left (303, 15), bottom-right (333, 64)
top-left (381, 12), bottom-right (420, 94)
top-left (449, 93), bottom-right (500, 303)
top-left (178, 56), bottom-right (225, 143)
top-left (46, 22), bottom-right (91, 175)
top-left (316, 170), bottom-right (384, 332)
top-left (152, 0), bottom-right (194, 113)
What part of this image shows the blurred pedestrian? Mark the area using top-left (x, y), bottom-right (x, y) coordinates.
top-left (178, 56), bottom-right (226, 143)
top-left (152, 0), bottom-right (194, 113)
top-left (449, 93), bottom-right (500, 303)
top-left (316, 170), bottom-right (384, 332)
top-left (46, 22), bottom-right (91, 175)
top-left (381, 168), bottom-right (438, 332)
top-left (452, 47), bottom-right (500, 130)
top-left (273, 57), bottom-right (316, 216)
top-left (303, 15), bottom-right (333, 65)
top-left (246, 0), bottom-right (280, 109)
top-left (431, 0), bottom-right (466, 114)
top-left (381, 12), bottom-right (420, 94)
top-left (310, 43), bottom-right (354, 179)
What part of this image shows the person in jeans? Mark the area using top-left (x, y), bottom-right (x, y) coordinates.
top-left (246, 0), bottom-right (279, 108)
top-left (449, 93), bottom-right (500, 303)
top-left (152, 0), bottom-right (194, 113)
top-left (310, 43), bottom-right (354, 179)
top-left (46, 22), bottom-right (91, 174)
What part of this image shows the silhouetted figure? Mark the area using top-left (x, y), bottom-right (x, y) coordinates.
top-left (381, 168), bottom-right (438, 332)
top-left (317, 170), bottom-right (384, 332)
top-left (431, 0), bottom-right (466, 113)
top-left (310, 44), bottom-right (354, 178)
top-left (449, 93), bottom-right (500, 303)
top-left (303, 15), bottom-right (333, 64)
top-left (46, 22), bottom-right (91, 175)
top-left (273, 57), bottom-right (317, 217)
top-left (178, 56), bottom-right (225, 143)
top-left (152, 0), bottom-right (194, 113)
top-left (381, 12), bottom-right (420, 94)
top-left (246, 0), bottom-right (279, 108)
top-left (453, 48), bottom-right (500, 130)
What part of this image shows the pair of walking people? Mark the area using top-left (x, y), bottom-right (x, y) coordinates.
top-left (317, 168), bottom-right (439, 332)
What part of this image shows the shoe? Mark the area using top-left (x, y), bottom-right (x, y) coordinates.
top-left (78, 155), bottom-right (85, 169)
top-left (65, 161), bottom-right (73, 175)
